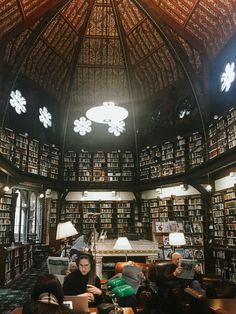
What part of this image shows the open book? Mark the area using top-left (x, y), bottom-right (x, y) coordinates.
top-left (177, 259), bottom-right (197, 280)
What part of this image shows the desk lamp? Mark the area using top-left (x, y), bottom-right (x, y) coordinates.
top-left (169, 232), bottom-right (186, 253)
top-left (56, 221), bottom-right (78, 257)
top-left (113, 237), bottom-right (132, 262)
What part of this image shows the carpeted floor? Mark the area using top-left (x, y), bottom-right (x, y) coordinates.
top-left (0, 263), bottom-right (48, 314)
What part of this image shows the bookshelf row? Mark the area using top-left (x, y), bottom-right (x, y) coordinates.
top-left (136, 195), bottom-right (205, 265)
top-left (1, 107), bottom-right (236, 183)
top-left (0, 243), bottom-right (33, 286)
top-left (50, 200), bottom-right (138, 239)
top-left (210, 186), bottom-right (236, 283)
top-left (0, 194), bottom-right (14, 245)
top-left (64, 150), bottom-right (134, 182)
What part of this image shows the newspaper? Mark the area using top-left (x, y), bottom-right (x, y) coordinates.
top-left (47, 256), bottom-right (69, 275)
top-left (122, 265), bottom-right (143, 292)
top-left (177, 259), bottom-right (197, 280)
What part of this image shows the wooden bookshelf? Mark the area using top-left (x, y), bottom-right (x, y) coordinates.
top-left (0, 243), bottom-right (33, 286)
top-left (188, 131), bottom-right (205, 168)
top-left (63, 151), bottom-right (77, 181)
top-left (0, 194), bottom-right (13, 245)
top-left (78, 151), bottom-right (92, 182)
top-left (147, 195), bottom-right (205, 267)
top-left (210, 187), bottom-right (236, 283)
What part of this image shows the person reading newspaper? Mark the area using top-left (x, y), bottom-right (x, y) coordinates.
top-left (164, 252), bottom-right (205, 295)
top-left (162, 252), bottom-right (205, 314)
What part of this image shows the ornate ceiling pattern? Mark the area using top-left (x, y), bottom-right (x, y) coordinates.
top-left (0, 0), bottom-right (236, 133)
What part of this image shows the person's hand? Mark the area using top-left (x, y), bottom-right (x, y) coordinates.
top-left (64, 269), bottom-right (71, 276)
top-left (87, 284), bottom-right (102, 296)
top-left (174, 266), bottom-right (183, 276)
top-left (194, 264), bottom-right (202, 274)
top-left (80, 292), bottom-right (95, 303)
top-left (138, 272), bottom-right (144, 279)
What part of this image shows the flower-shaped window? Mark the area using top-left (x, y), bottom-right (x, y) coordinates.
top-left (221, 62), bottom-right (235, 92)
top-left (74, 117), bottom-right (92, 136)
top-left (10, 90), bottom-right (27, 114)
top-left (39, 107), bottom-right (52, 128)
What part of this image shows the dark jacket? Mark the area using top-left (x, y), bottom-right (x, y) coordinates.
top-left (164, 263), bottom-right (203, 289)
top-left (63, 269), bottom-right (102, 307)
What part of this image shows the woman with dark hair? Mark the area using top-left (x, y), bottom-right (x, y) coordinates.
top-left (63, 253), bottom-right (103, 307)
top-left (19, 274), bottom-right (77, 314)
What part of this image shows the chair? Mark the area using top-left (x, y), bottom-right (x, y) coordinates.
top-left (184, 287), bottom-right (212, 314)
top-left (113, 262), bottom-right (153, 314)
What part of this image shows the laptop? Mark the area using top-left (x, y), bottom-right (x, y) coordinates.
top-left (63, 295), bottom-right (89, 312)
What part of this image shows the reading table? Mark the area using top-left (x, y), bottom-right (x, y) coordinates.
top-left (208, 298), bottom-right (236, 313)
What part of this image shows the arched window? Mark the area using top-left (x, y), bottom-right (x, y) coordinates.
top-left (35, 196), bottom-right (43, 242)
top-left (14, 190), bottom-right (27, 243)
top-left (14, 190), bottom-right (21, 241)
top-left (28, 192), bottom-right (36, 241)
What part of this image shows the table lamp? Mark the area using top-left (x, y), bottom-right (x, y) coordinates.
top-left (169, 232), bottom-right (186, 252)
top-left (56, 221), bottom-right (78, 257)
top-left (113, 237), bottom-right (132, 262)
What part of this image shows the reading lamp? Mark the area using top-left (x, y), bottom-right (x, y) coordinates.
top-left (169, 232), bottom-right (186, 252)
top-left (56, 221), bottom-right (78, 257)
top-left (113, 237), bottom-right (132, 262)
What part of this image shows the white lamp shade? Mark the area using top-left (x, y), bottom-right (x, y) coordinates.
top-left (113, 237), bottom-right (132, 250)
top-left (169, 232), bottom-right (186, 246)
top-left (56, 221), bottom-right (78, 240)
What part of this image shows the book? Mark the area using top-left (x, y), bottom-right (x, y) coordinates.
top-left (163, 247), bottom-right (173, 260)
top-left (184, 248), bottom-right (194, 259)
top-left (176, 221), bottom-right (184, 232)
top-left (192, 222), bottom-right (203, 233)
top-left (163, 235), bottom-right (169, 245)
top-left (183, 221), bottom-right (193, 233)
top-left (157, 248), bottom-right (164, 260)
top-left (177, 258), bottom-right (197, 280)
top-left (193, 248), bottom-right (204, 259)
top-left (185, 235), bottom-right (193, 246)
top-left (192, 235), bottom-right (203, 245)
top-left (156, 222), bottom-right (165, 233)
top-left (169, 220), bottom-right (177, 232)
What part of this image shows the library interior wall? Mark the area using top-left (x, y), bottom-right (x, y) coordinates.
top-left (215, 175), bottom-right (236, 191)
top-left (141, 185), bottom-right (199, 199)
top-left (65, 191), bottom-right (135, 201)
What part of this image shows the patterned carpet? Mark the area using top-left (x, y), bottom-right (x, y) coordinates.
top-left (0, 263), bottom-right (48, 314)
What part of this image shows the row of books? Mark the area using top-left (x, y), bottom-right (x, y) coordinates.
top-left (161, 234), bottom-right (203, 246)
top-left (155, 220), bottom-right (203, 233)
top-left (157, 247), bottom-right (204, 260)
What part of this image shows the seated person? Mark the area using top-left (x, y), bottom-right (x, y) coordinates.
top-left (164, 252), bottom-right (205, 294)
top-left (22, 274), bottom-right (77, 314)
top-left (163, 252), bottom-right (205, 314)
top-left (111, 261), bottom-right (145, 293)
top-left (63, 252), bottom-right (103, 307)
top-left (108, 261), bottom-right (145, 313)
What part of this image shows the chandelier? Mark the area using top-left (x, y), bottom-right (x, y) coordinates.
top-left (73, 101), bottom-right (128, 136)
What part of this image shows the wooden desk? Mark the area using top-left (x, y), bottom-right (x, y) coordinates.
top-left (90, 307), bottom-right (134, 314)
top-left (208, 298), bottom-right (236, 313)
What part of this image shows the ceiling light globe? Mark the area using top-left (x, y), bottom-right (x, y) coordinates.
top-left (206, 184), bottom-right (212, 192)
top-left (86, 102), bottom-right (128, 124)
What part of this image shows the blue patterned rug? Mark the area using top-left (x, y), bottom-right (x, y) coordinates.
top-left (0, 263), bottom-right (48, 314)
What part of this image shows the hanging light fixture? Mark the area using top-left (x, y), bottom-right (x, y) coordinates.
top-left (74, 102), bottom-right (128, 136)
top-left (206, 174), bottom-right (213, 192)
top-left (73, 4), bottom-right (128, 137)
top-left (86, 101), bottom-right (128, 124)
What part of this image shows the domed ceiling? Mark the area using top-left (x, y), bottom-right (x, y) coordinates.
top-left (1, 0), bottom-right (236, 151)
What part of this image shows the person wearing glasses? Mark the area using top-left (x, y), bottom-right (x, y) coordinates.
top-left (63, 252), bottom-right (103, 307)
